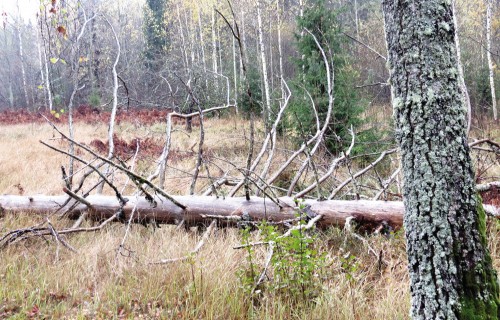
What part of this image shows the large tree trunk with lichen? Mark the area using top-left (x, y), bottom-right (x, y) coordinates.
top-left (382, 1), bottom-right (500, 319)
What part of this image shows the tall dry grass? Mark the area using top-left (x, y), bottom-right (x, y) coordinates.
top-left (0, 116), bottom-right (498, 319)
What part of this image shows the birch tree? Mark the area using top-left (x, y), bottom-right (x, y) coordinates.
top-left (256, 0), bottom-right (272, 123)
top-left (382, 0), bottom-right (500, 319)
top-left (486, 0), bottom-right (497, 121)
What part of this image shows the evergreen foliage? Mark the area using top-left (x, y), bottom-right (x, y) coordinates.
top-left (286, 0), bottom-right (364, 154)
top-left (237, 65), bottom-right (263, 117)
top-left (143, 0), bottom-right (169, 71)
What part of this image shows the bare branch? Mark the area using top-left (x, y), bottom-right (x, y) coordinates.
top-left (150, 220), bottom-right (217, 264)
top-left (328, 148), bottom-right (398, 200)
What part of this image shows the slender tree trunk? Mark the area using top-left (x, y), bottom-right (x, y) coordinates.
top-left (38, 15), bottom-right (53, 111)
top-left (354, 0), bottom-right (359, 38)
top-left (299, 0), bottom-right (305, 81)
top-left (36, 31), bottom-right (47, 108)
top-left (176, 3), bottom-right (189, 72)
top-left (382, 1), bottom-right (500, 319)
top-left (232, 31), bottom-right (238, 111)
top-left (211, 8), bottom-right (218, 75)
top-left (217, 23), bottom-right (223, 77)
top-left (198, 8), bottom-right (207, 73)
top-left (97, 17), bottom-right (121, 194)
top-left (185, 10), bottom-right (195, 67)
top-left (269, 19), bottom-right (274, 91)
top-left (486, 0), bottom-right (498, 121)
top-left (15, 2), bottom-right (29, 109)
top-left (257, 0), bottom-right (272, 124)
top-left (240, 8), bottom-right (247, 83)
top-left (277, 0), bottom-right (285, 106)
top-left (452, 0), bottom-right (472, 136)
top-left (8, 83), bottom-right (14, 108)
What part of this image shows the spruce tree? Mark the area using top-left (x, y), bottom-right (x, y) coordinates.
top-left (143, 0), bottom-right (169, 72)
top-left (288, 0), bottom-right (363, 154)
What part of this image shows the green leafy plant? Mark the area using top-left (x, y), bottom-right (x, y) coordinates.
top-left (237, 226), bottom-right (258, 296)
top-left (237, 199), bottom-right (326, 305)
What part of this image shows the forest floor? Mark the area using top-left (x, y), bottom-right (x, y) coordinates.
top-left (0, 108), bottom-right (498, 319)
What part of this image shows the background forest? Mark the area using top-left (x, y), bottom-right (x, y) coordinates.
top-left (0, 0), bottom-right (498, 130)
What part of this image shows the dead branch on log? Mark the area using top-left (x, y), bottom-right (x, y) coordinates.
top-left (190, 105), bottom-right (204, 195)
top-left (373, 165), bottom-right (402, 200)
top-left (40, 122), bottom-right (186, 210)
top-left (257, 79), bottom-right (292, 193)
top-left (295, 133), bottom-right (356, 199)
top-left (328, 148), bottom-right (398, 200)
top-left (41, 141), bottom-right (128, 206)
top-left (0, 213), bottom-right (119, 249)
top-left (150, 104), bottom-right (235, 187)
top-left (63, 187), bottom-right (94, 209)
top-left (228, 85), bottom-right (291, 197)
top-left (477, 181), bottom-right (500, 192)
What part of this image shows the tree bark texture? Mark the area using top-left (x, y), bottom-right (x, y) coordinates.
top-left (382, 1), bottom-right (499, 319)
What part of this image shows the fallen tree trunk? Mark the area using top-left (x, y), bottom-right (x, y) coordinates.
top-left (0, 195), bottom-right (497, 230)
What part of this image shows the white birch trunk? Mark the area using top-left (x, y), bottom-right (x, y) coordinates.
top-left (232, 32), bottom-right (238, 111)
top-left (211, 8), bottom-right (218, 74)
top-left (38, 14), bottom-right (53, 111)
top-left (452, 0), bottom-right (472, 135)
top-left (16, 2), bottom-right (29, 108)
top-left (198, 8), bottom-right (207, 73)
top-left (277, 0), bottom-right (285, 106)
top-left (176, 3), bottom-right (190, 71)
top-left (486, 0), bottom-right (497, 121)
top-left (257, 0), bottom-right (272, 123)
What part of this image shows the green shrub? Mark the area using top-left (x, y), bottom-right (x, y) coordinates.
top-left (88, 91), bottom-right (101, 108)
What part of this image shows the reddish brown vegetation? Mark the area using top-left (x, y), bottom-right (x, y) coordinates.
top-left (0, 106), bottom-right (173, 125)
top-left (90, 134), bottom-right (164, 160)
top-left (89, 134), bottom-right (212, 162)
top-left (483, 186), bottom-right (500, 207)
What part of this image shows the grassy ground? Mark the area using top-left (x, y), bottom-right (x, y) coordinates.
top-left (0, 114), bottom-right (498, 319)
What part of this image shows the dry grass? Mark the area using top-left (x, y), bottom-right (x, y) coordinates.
top-left (0, 116), bottom-right (498, 319)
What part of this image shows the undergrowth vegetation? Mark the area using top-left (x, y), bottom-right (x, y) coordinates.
top-left (0, 112), bottom-right (498, 319)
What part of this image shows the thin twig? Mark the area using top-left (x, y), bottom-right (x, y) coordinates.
top-left (151, 220), bottom-right (217, 264)
top-left (252, 241), bottom-right (275, 293)
top-left (234, 215), bottom-right (323, 249)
